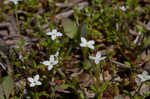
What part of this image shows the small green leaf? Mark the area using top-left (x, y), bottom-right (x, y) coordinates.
top-left (60, 84), bottom-right (70, 89)
top-left (62, 18), bottom-right (78, 39)
top-left (118, 32), bottom-right (129, 49)
top-left (124, 61), bottom-right (131, 67)
top-left (114, 95), bottom-right (123, 99)
top-left (99, 82), bottom-right (110, 93)
top-left (80, 93), bottom-right (85, 99)
top-left (2, 76), bottom-right (14, 99)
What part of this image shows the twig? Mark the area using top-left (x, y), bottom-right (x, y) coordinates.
top-left (129, 29), bottom-right (139, 36)
top-left (55, 0), bottom-right (83, 8)
top-left (137, 20), bottom-right (150, 31)
top-left (55, 2), bottom-right (88, 19)
top-left (111, 60), bottom-right (130, 69)
top-left (133, 32), bottom-right (142, 45)
top-left (0, 22), bottom-right (16, 35)
top-left (57, 68), bottom-right (66, 78)
top-left (0, 62), bottom-right (6, 70)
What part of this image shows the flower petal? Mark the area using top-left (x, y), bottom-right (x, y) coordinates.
top-left (81, 37), bottom-right (87, 44)
top-left (52, 29), bottom-right (57, 33)
top-left (46, 32), bottom-right (52, 35)
top-left (43, 61), bottom-right (50, 66)
top-left (80, 43), bottom-right (86, 47)
top-left (50, 55), bottom-right (55, 62)
top-left (56, 32), bottom-right (62, 36)
top-left (48, 65), bottom-right (53, 70)
top-left (34, 75), bottom-right (39, 81)
top-left (30, 83), bottom-right (36, 87)
top-left (88, 45), bottom-right (94, 49)
top-left (99, 57), bottom-right (106, 61)
top-left (35, 81), bottom-right (42, 85)
top-left (95, 59), bottom-right (99, 64)
top-left (27, 77), bottom-right (34, 83)
top-left (55, 51), bottom-right (59, 57)
top-left (51, 35), bottom-right (56, 40)
top-left (96, 52), bottom-right (102, 58)
top-left (143, 71), bottom-right (149, 75)
top-left (88, 40), bottom-right (95, 45)
top-left (53, 60), bottom-right (58, 65)
top-left (89, 56), bottom-right (96, 60)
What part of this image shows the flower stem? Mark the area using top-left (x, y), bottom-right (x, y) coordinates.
top-left (15, 5), bottom-right (20, 34)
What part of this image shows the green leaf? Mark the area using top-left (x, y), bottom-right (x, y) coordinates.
top-left (117, 32), bottom-right (129, 49)
top-left (38, 91), bottom-right (50, 97)
top-left (114, 95), bottom-right (124, 99)
top-left (60, 84), bottom-right (70, 89)
top-left (80, 93), bottom-right (85, 99)
top-left (2, 76), bottom-right (14, 99)
top-left (62, 18), bottom-right (78, 39)
top-left (99, 82), bottom-right (110, 94)
top-left (136, 25), bottom-right (145, 33)
top-left (0, 85), bottom-right (4, 99)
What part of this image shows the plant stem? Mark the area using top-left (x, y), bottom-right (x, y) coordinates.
top-left (15, 5), bottom-right (20, 34)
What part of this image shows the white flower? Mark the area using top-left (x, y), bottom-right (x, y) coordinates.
top-left (54, 49), bottom-right (60, 57)
top-left (137, 71), bottom-right (150, 82)
top-left (46, 29), bottom-right (62, 40)
top-left (27, 75), bottom-right (42, 87)
top-left (9, 0), bottom-right (21, 5)
top-left (89, 52), bottom-right (106, 64)
top-left (42, 55), bottom-right (58, 71)
top-left (120, 6), bottom-right (126, 11)
top-left (80, 37), bottom-right (95, 49)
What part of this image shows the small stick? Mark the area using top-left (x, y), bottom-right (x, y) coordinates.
top-left (111, 60), bottom-right (130, 69)
top-left (137, 20), bottom-right (150, 31)
top-left (0, 62), bottom-right (6, 70)
top-left (55, 0), bottom-right (83, 8)
top-left (55, 2), bottom-right (88, 19)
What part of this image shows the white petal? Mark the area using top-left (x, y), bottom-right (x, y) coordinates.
top-left (46, 32), bottom-right (52, 35)
top-left (141, 79), bottom-right (146, 82)
top-left (55, 51), bottom-right (59, 57)
top-left (51, 35), bottom-right (56, 40)
top-left (34, 75), bottom-right (39, 81)
top-left (89, 56), bottom-right (96, 60)
top-left (50, 55), bottom-right (55, 62)
top-left (88, 45), bottom-right (94, 49)
top-left (120, 6), bottom-right (126, 11)
top-left (52, 29), bottom-right (57, 33)
top-left (35, 81), bottom-right (42, 85)
top-left (53, 60), bottom-right (58, 65)
top-left (96, 52), bottom-right (102, 58)
top-left (99, 57), bottom-right (106, 61)
top-left (137, 74), bottom-right (146, 82)
top-left (80, 43), bottom-right (86, 47)
top-left (48, 65), bottom-right (53, 70)
top-left (27, 77), bottom-right (34, 83)
top-left (143, 71), bottom-right (149, 75)
top-left (137, 74), bottom-right (143, 79)
top-left (147, 76), bottom-right (150, 79)
top-left (56, 32), bottom-right (62, 36)
top-left (95, 59), bottom-right (99, 64)
top-left (88, 40), bottom-right (95, 45)
top-left (30, 83), bottom-right (36, 87)
top-left (81, 37), bottom-right (87, 44)
top-left (43, 61), bottom-right (50, 66)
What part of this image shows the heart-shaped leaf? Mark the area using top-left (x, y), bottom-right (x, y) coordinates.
top-left (62, 18), bottom-right (78, 39)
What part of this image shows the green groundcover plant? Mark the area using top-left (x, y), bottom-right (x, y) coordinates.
top-left (0, 0), bottom-right (150, 99)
